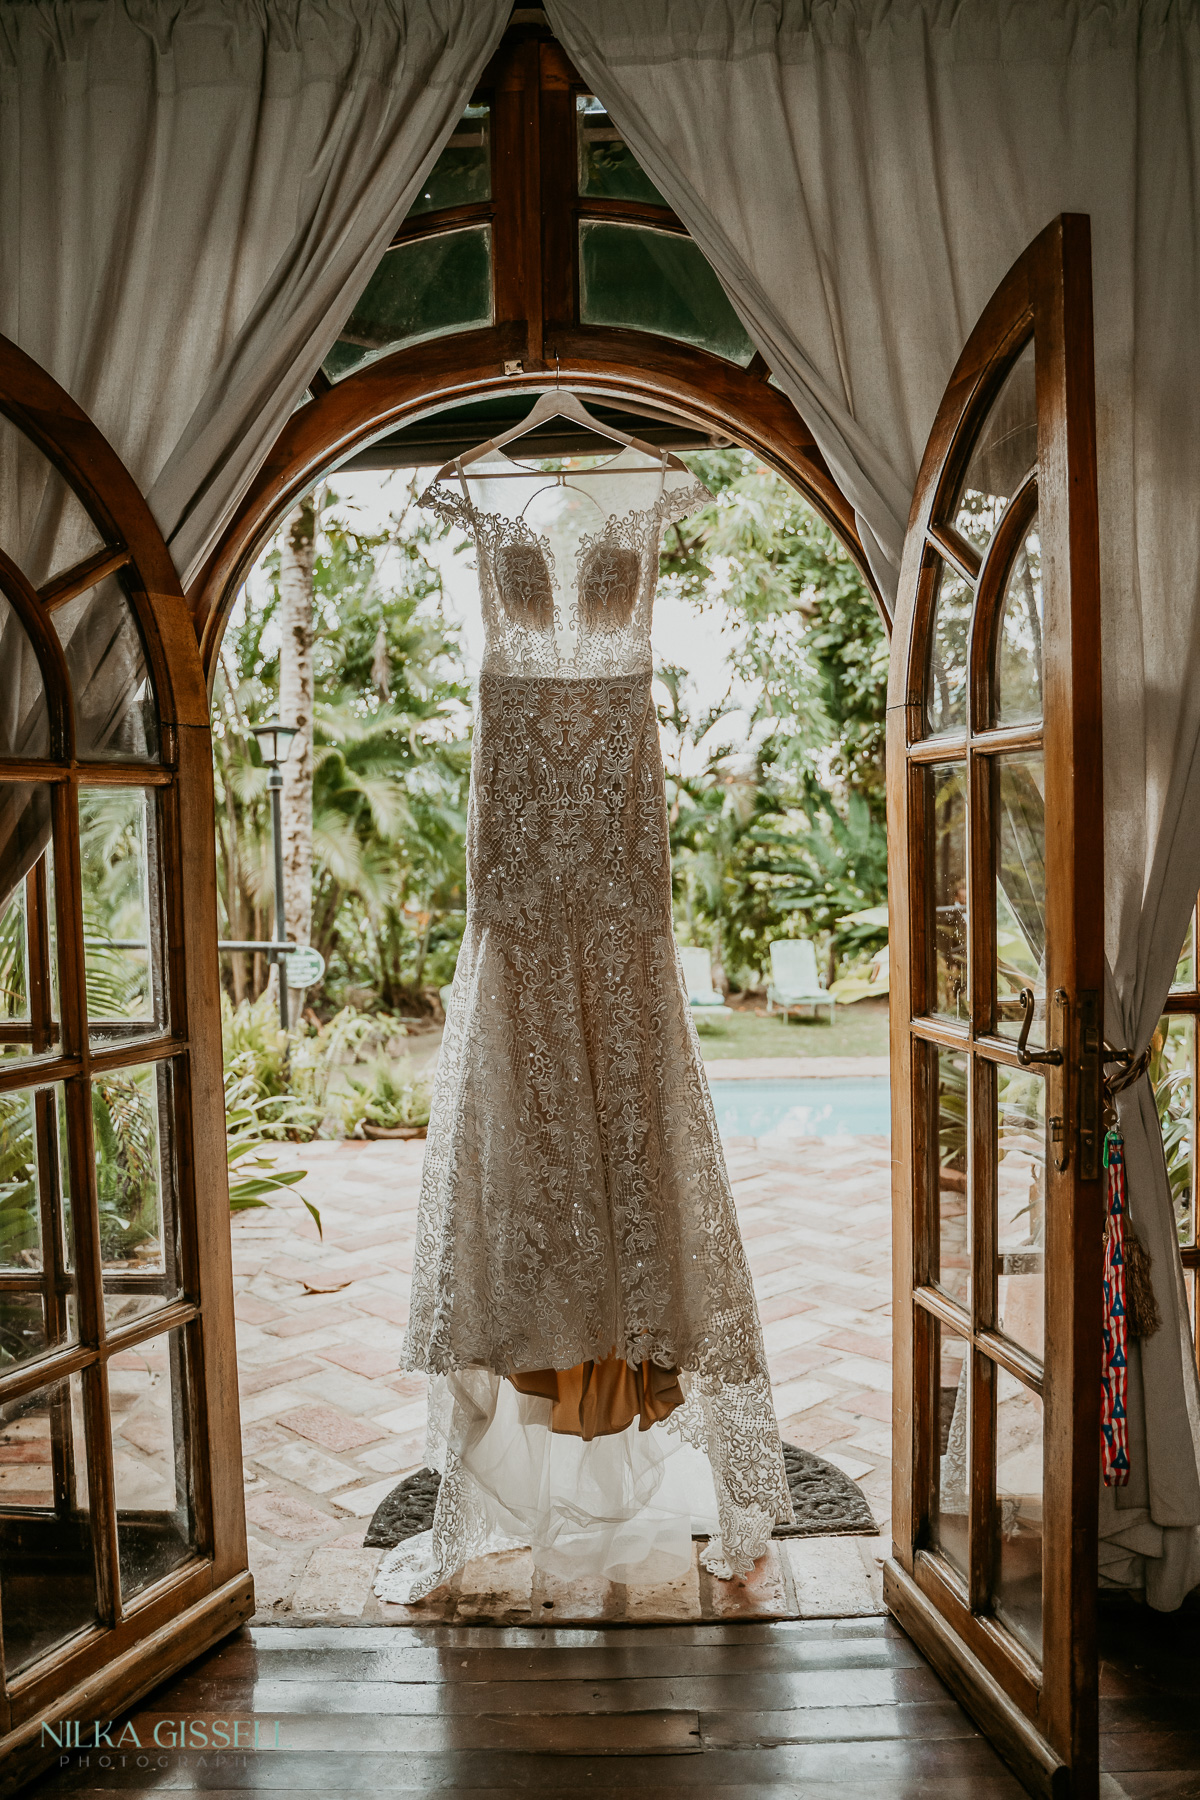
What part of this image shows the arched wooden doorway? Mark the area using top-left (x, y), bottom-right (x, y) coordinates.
top-left (185, 21), bottom-right (874, 661)
top-left (0, 336), bottom-right (251, 1792)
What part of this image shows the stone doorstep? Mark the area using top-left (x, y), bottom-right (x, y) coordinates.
top-left (248, 1533), bottom-right (885, 1627)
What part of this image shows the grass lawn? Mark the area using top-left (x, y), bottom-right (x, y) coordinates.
top-left (696, 995), bottom-right (890, 1060)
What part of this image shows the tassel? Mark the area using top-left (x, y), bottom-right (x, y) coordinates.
top-left (1124, 1222), bottom-right (1162, 1340)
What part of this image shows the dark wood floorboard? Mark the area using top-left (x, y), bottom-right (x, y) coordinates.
top-left (20, 1603), bottom-right (1199, 1797)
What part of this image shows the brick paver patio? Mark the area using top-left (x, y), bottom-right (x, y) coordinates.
top-left (230, 1058), bottom-right (892, 1621)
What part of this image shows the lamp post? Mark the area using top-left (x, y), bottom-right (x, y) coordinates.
top-left (250, 718), bottom-right (299, 1029)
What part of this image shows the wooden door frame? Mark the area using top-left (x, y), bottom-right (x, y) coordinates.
top-left (883, 215), bottom-right (1103, 1800)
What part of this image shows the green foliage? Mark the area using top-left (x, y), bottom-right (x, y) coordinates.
top-left (1149, 1018), bottom-right (1193, 1237)
top-left (658, 453), bottom-right (888, 987)
top-left (339, 1056), bottom-right (433, 1136)
top-left (213, 476), bottom-right (469, 1017)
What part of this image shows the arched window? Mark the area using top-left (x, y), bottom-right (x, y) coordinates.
top-left (190, 24), bottom-right (867, 650)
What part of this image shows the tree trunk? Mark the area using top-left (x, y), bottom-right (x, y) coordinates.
top-left (279, 494), bottom-right (318, 1020)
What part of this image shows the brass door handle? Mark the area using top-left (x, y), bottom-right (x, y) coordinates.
top-left (1016, 987), bottom-right (1064, 1066)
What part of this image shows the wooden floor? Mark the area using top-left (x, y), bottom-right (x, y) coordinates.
top-left (21, 1598), bottom-right (1200, 1798)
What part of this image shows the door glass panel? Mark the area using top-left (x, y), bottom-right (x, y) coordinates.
top-left (952, 340), bottom-right (1037, 552)
top-left (995, 522), bottom-right (1044, 726)
top-left (993, 1367), bottom-right (1044, 1659)
top-left (927, 560), bottom-right (973, 735)
top-left (406, 104), bottom-right (490, 217)
top-left (94, 1062), bottom-right (178, 1327)
top-left (935, 1048), bottom-right (970, 1309)
top-left (996, 1067), bottom-right (1046, 1362)
top-left (0, 789), bottom-right (53, 1037)
top-left (0, 851), bottom-right (61, 1063)
top-left (579, 221), bottom-right (756, 366)
top-left (3, 1084), bottom-right (78, 1373)
top-left (577, 96), bottom-right (668, 205)
top-left (108, 1324), bottom-right (197, 1598)
top-left (53, 577), bottom-right (160, 762)
top-left (1172, 908), bottom-right (1196, 990)
top-left (932, 1321), bottom-right (970, 1581)
top-left (930, 764), bottom-right (968, 1022)
top-left (0, 591), bottom-right (50, 758)
top-left (0, 1369), bottom-right (97, 1674)
top-left (321, 227), bottom-right (494, 382)
top-left (995, 754), bottom-right (1046, 1044)
top-left (79, 787), bottom-right (165, 1044)
top-left (1152, 1014), bottom-right (1193, 1250)
top-left (0, 412), bottom-right (105, 588)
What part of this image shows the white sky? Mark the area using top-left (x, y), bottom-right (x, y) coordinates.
top-left (243, 466), bottom-right (767, 777)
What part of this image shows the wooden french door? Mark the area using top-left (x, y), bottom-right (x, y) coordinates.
top-left (885, 216), bottom-right (1103, 1798)
top-left (0, 336), bottom-right (250, 1795)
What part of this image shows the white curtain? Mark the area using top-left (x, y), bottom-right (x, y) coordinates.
top-left (546, 0), bottom-right (1200, 1608)
top-left (0, 0), bottom-right (510, 590)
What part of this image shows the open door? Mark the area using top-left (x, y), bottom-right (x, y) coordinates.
top-left (0, 336), bottom-right (251, 1794)
top-left (885, 216), bottom-right (1103, 1798)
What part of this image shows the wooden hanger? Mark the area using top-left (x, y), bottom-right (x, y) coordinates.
top-left (431, 387), bottom-right (690, 482)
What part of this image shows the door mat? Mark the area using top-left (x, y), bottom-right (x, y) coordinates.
top-left (364, 1441), bottom-right (876, 1549)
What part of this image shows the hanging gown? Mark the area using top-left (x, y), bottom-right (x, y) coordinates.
top-left (373, 445), bottom-right (792, 1604)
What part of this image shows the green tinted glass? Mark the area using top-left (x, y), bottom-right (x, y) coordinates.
top-left (577, 97), bottom-right (667, 206)
top-left (323, 227), bottom-right (493, 383)
top-left (406, 105), bottom-right (490, 218)
top-left (578, 222), bottom-right (754, 365)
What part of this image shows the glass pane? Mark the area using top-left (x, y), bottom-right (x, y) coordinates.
top-left (952, 340), bottom-right (1037, 553)
top-left (0, 1370), bottom-right (97, 1674)
top-left (935, 1049), bottom-right (970, 1309)
top-left (1172, 908), bottom-right (1196, 992)
top-left (927, 560), bottom-right (973, 735)
top-left (94, 1063), bottom-right (178, 1322)
top-left (995, 754), bottom-right (1046, 1045)
top-left (79, 787), bottom-right (165, 1044)
top-left (0, 591), bottom-right (50, 758)
top-left (406, 104), bottom-right (490, 217)
top-left (0, 849), bottom-right (62, 1063)
top-left (995, 522), bottom-right (1043, 726)
top-left (993, 1368), bottom-right (1044, 1659)
top-left (0, 411), bottom-right (105, 588)
top-left (932, 1321), bottom-right (970, 1581)
top-left (322, 228), bottom-right (493, 382)
top-left (108, 1325), bottom-right (197, 1598)
top-left (579, 221), bottom-right (756, 366)
top-left (53, 576), bottom-right (160, 762)
top-left (930, 764), bottom-right (968, 1023)
top-left (1152, 1014), bottom-right (1194, 1249)
top-left (577, 96), bottom-right (668, 205)
top-left (996, 1066), bottom-right (1046, 1362)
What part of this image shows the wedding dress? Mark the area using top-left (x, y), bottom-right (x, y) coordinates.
top-left (373, 443), bottom-right (792, 1605)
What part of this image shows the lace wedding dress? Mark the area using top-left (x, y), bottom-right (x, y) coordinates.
top-left (373, 445), bottom-right (792, 1604)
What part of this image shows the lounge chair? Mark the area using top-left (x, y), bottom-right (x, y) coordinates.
top-left (766, 938), bottom-right (835, 1023)
top-left (677, 945), bottom-right (733, 1018)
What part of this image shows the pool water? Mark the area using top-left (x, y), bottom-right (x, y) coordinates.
top-left (710, 1076), bottom-right (890, 1140)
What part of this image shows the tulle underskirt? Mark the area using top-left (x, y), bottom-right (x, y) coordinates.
top-left (373, 1368), bottom-right (719, 1603)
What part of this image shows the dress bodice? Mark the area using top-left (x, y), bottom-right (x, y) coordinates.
top-left (420, 447), bottom-right (710, 679)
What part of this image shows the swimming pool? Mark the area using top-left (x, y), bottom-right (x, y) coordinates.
top-left (710, 1076), bottom-right (890, 1140)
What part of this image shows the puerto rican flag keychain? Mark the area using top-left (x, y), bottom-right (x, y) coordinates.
top-left (1100, 1125), bottom-right (1130, 1487)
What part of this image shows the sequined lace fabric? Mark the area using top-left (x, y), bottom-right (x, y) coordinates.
top-left (374, 447), bottom-right (792, 1604)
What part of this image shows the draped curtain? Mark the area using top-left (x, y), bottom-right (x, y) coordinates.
top-left (0, 0), bottom-right (509, 588)
top-left (545, 0), bottom-right (1200, 1608)
top-left (0, 0), bottom-right (508, 904)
